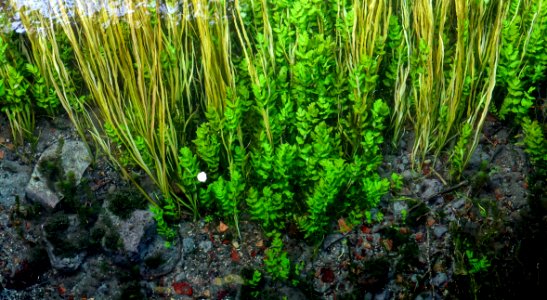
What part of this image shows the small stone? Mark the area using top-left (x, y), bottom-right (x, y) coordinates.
top-left (382, 239), bottom-right (393, 251)
top-left (107, 185), bottom-right (116, 194)
top-left (402, 170), bottom-right (413, 180)
top-left (415, 232), bottom-right (424, 242)
top-left (256, 239), bottom-right (264, 247)
top-left (393, 201), bottom-right (409, 220)
top-left (172, 281), bottom-right (192, 296)
top-left (419, 179), bottom-right (443, 199)
top-left (431, 272), bottom-right (448, 287)
top-left (199, 240), bottom-right (212, 252)
top-left (451, 198), bottom-right (466, 210)
top-left (320, 267), bottom-right (335, 283)
top-left (433, 225), bottom-right (448, 238)
top-left (218, 221), bottom-right (229, 233)
top-left (182, 237), bottom-right (195, 254)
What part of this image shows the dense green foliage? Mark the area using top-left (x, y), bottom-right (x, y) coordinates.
top-left (3, 0), bottom-right (547, 284)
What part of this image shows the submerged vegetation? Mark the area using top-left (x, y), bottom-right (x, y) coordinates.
top-left (1, 0), bottom-right (546, 289)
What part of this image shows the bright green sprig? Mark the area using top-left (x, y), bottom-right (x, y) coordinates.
top-left (450, 123), bottom-right (473, 181)
top-left (520, 118), bottom-right (547, 177)
top-left (263, 233), bottom-right (290, 281)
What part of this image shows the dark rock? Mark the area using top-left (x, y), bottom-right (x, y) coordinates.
top-left (418, 179), bottom-right (443, 200)
top-left (278, 286), bottom-right (308, 300)
top-left (139, 225), bottom-right (181, 278)
top-left (0, 160), bottom-right (31, 207)
top-left (43, 214), bottom-right (87, 272)
top-left (2, 247), bottom-right (50, 290)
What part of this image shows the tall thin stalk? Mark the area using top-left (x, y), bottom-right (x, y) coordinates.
top-left (15, 0), bottom-right (235, 218)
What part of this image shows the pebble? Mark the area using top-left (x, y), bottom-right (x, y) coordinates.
top-left (431, 272), bottom-right (448, 287)
top-left (198, 240), bottom-right (212, 252)
top-left (393, 201), bottom-right (409, 220)
top-left (451, 198), bottom-right (466, 209)
top-left (433, 225), bottom-right (448, 238)
top-left (418, 179), bottom-right (443, 199)
top-left (182, 237), bottom-right (195, 254)
top-left (402, 170), bottom-right (414, 180)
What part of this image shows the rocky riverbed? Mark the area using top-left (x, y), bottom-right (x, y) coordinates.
top-left (0, 113), bottom-right (546, 299)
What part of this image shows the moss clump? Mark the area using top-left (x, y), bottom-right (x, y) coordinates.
top-left (38, 156), bottom-right (64, 192)
top-left (43, 213), bottom-right (82, 257)
top-left (118, 266), bottom-right (145, 300)
top-left (107, 187), bottom-right (147, 220)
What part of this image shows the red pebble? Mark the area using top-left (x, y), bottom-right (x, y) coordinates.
top-left (172, 282), bottom-right (193, 296)
top-left (361, 225), bottom-right (371, 234)
top-left (320, 267), bottom-right (335, 283)
top-left (231, 248), bottom-right (240, 262)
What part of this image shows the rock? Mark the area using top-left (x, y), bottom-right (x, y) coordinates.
top-left (182, 237), bottom-right (195, 254)
top-left (402, 170), bottom-right (414, 181)
top-left (322, 233), bottom-right (344, 250)
top-left (432, 225), bottom-right (448, 238)
top-left (139, 225), bottom-right (181, 278)
top-left (418, 179), bottom-right (443, 200)
top-left (431, 272), bottom-right (448, 287)
top-left (451, 198), bottom-right (466, 210)
top-left (277, 286), bottom-right (308, 300)
top-left (26, 140), bottom-right (91, 209)
top-left (374, 289), bottom-right (391, 300)
top-left (199, 240), bottom-right (212, 252)
top-left (172, 281), bottom-right (193, 296)
top-left (108, 209), bottom-right (154, 254)
top-left (468, 144), bottom-right (489, 170)
top-left (2, 246), bottom-right (51, 289)
top-left (43, 215), bottom-right (87, 272)
top-left (393, 201), bottom-right (409, 221)
top-left (0, 160), bottom-right (32, 207)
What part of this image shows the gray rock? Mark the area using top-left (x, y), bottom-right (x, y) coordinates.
top-left (199, 240), bottom-right (212, 252)
top-left (468, 144), bottom-right (489, 170)
top-left (182, 237), bottom-right (195, 254)
top-left (375, 289), bottom-right (391, 300)
top-left (431, 272), bottom-right (448, 287)
top-left (43, 215), bottom-right (86, 272)
top-left (433, 225), bottom-right (448, 238)
top-left (277, 286), bottom-right (308, 300)
top-left (402, 170), bottom-right (414, 181)
top-left (451, 198), bottom-right (466, 210)
top-left (322, 233), bottom-right (344, 250)
top-left (108, 209), bottom-right (154, 254)
top-left (26, 140), bottom-right (91, 208)
top-left (0, 160), bottom-right (31, 207)
top-left (418, 179), bottom-right (443, 200)
top-left (46, 249), bottom-right (86, 273)
top-left (393, 201), bottom-right (409, 221)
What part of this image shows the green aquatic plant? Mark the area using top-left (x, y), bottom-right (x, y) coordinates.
top-left (0, 34), bottom-right (34, 144)
top-left (388, 0), bottom-right (504, 174)
top-left (263, 233), bottom-right (290, 282)
top-left (520, 117), bottom-right (547, 178)
top-left (497, 0), bottom-right (547, 121)
top-left (449, 123), bottom-right (473, 181)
